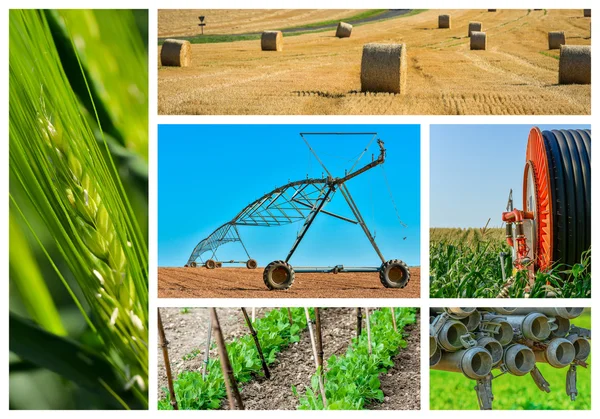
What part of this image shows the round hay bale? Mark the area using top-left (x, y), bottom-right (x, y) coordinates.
top-left (469, 22), bottom-right (482, 37)
top-left (261, 31), bottom-right (283, 51)
top-left (336, 22), bottom-right (352, 38)
top-left (584, 9), bottom-right (591, 17)
top-left (160, 39), bottom-right (191, 67)
top-left (360, 43), bottom-right (407, 94)
top-left (548, 31), bottom-right (566, 50)
top-left (438, 14), bottom-right (451, 29)
top-left (559, 45), bottom-right (591, 84)
top-left (470, 31), bottom-right (487, 50)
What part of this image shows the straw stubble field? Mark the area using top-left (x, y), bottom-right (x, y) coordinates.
top-left (158, 9), bottom-right (591, 115)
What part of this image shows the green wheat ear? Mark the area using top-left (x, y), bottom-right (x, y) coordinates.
top-left (10, 9), bottom-right (148, 407)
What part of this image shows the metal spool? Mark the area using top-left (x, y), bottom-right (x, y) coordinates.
top-left (523, 127), bottom-right (591, 271)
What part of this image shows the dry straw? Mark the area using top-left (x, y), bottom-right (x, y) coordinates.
top-left (360, 43), bottom-right (407, 94)
top-left (438, 15), bottom-right (451, 29)
top-left (261, 31), bottom-right (283, 51)
top-left (470, 32), bottom-right (487, 50)
top-left (559, 45), bottom-right (591, 84)
top-left (160, 39), bottom-right (191, 67)
top-left (548, 31), bottom-right (566, 50)
top-left (336, 22), bottom-right (352, 38)
top-left (469, 22), bottom-right (482, 37)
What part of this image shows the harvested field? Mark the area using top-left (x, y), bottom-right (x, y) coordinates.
top-left (158, 9), bottom-right (591, 115)
top-left (158, 267), bottom-right (421, 298)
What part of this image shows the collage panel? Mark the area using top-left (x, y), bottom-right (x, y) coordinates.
top-left (430, 124), bottom-right (591, 298)
top-left (158, 124), bottom-right (421, 298)
top-left (429, 307), bottom-right (591, 410)
top-left (157, 9), bottom-right (591, 115)
top-left (157, 306), bottom-right (420, 410)
top-left (8, 9), bottom-right (149, 410)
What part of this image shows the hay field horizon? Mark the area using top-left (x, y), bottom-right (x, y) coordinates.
top-left (158, 9), bottom-right (591, 115)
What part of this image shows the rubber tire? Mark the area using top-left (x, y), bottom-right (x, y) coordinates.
top-left (263, 260), bottom-right (295, 290)
top-left (205, 259), bottom-right (216, 269)
top-left (379, 259), bottom-right (410, 288)
top-left (184, 264), bottom-right (189, 268)
top-left (246, 259), bottom-right (258, 269)
top-left (190, 261), bottom-right (197, 268)
top-left (541, 129), bottom-right (591, 268)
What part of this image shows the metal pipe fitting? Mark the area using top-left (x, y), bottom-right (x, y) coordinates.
top-left (566, 334), bottom-right (591, 361)
top-left (504, 313), bottom-right (551, 341)
top-left (550, 316), bottom-right (571, 338)
top-left (431, 307), bottom-right (476, 319)
top-left (437, 320), bottom-right (469, 352)
top-left (511, 308), bottom-right (584, 320)
top-left (481, 308), bottom-right (516, 315)
top-left (430, 335), bottom-right (438, 357)
top-left (481, 315), bottom-right (514, 346)
top-left (534, 338), bottom-right (575, 368)
top-left (477, 336), bottom-right (503, 365)
top-left (503, 344), bottom-right (535, 376)
top-left (430, 346), bottom-right (442, 367)
top-left (460, 310), bottom-right (482, 332)
top-left (432, 347), bottom-right (493, 380)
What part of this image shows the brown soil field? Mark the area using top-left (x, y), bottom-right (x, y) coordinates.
top-left (158, 9), bottom-right (591, 115)
top-left (158, 266), bottom-right (420, 298)
top-left (159, 9), bottom-right (370, 37)
top-left (157, 307), bottom-right (420, 409)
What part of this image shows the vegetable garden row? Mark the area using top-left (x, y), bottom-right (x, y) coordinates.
top-left (157, 307), bottom-right (417, 410)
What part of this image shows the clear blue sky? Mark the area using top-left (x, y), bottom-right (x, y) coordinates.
top-left (159, 124), bottom-right (421, 267)
top-left (430, 124), bottom-right (591, 228)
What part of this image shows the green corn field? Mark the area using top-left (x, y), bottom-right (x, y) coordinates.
top-left (429, 228), bottom-right (591, 298)
top-left (9, 9), bottom-right (148, 410)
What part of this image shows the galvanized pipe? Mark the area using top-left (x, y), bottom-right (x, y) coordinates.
top-left (566, 334), bottom-right (591, 361)
top-left (550, 316), bottom-right (571, 338)
top-left (430, 346), bottom-right (442, 367)
top-left (432, 347), bottom-right (493, 380)
top-left (431, 307), bottom-right (476, 319)
top-left (502, 344), bottom-right (536, 376)
top-left (504, 313), bottom-right (551, 341)
top-left (460, 310), bottom-right (482, 332)
top-left (476, 336), bottom-right (503, 366)
top-left (481, 315), bottom-right (514, 346)
top-left (534, 338), bottom-right (575, 368)
top-left (511, 308), bottom-right (584, 319)
top-left (437, 320), bottom-right (469, 352)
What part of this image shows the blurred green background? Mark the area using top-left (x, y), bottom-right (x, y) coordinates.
top-left (430, 309), bottom-right (591, 410)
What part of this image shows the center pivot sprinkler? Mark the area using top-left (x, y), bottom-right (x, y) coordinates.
top-left (501, 127), bottom-right (591, 290)
top-left (185, 132), bottom-right (411, 290)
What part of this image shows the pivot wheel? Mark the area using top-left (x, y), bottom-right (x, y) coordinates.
top-left (379, 259), bottom-right (410, 288)
top-left (246, 259), bottom-right (258, 269)
top-left (190, 261), bottom-right (197, 268)
top-left (205, 259), bottom-right (216, 269)
top-left (263, 260), bottom-right (295, 290)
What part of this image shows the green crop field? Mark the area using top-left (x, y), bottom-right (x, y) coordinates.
top-left (429, 228), bottom-right (591, 298)
top-left (430, 310), bottom-right (591, 410)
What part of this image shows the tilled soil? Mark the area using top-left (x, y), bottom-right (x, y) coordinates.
top-left (157, 307), bottom-right (421, 410)
top-left (368, 312), bottom-right (421, 410)
top-left (158, 267), bottom-right (420, 298)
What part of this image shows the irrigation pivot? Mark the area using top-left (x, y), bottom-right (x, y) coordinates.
top-left (185, 132), bottom-right (411, 290)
